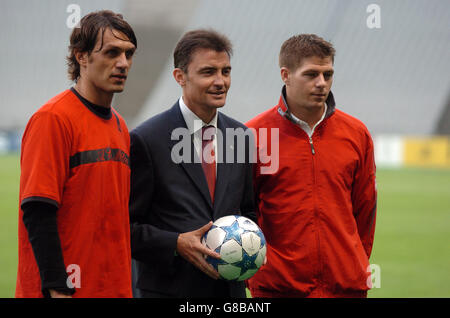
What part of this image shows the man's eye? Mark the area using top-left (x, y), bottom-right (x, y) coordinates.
top-left (106, 50), bottom-right (119, 57)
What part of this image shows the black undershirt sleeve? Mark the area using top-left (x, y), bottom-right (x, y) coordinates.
top-left (22, 201), bottom-right (76, 297)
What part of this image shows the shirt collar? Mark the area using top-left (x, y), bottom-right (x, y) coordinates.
top-left (290, 104), bottom-right (328, 126)
top-left (278, 85), bottom-right (336, 123)
top-left (70, 87), bottom-right (112, 120)
top-left (179, 96), bottom-right (218, 135)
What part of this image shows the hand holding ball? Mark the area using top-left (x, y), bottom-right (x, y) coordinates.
top-left (201, 215), bottom-right (266, 281)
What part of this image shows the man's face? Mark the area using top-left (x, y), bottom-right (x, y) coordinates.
top-left (282, 55), bottom-right (334, 111)
top-left (175, 48), bottom-right (231, 115)
top-left (79, 28), bottom-right (136, 94)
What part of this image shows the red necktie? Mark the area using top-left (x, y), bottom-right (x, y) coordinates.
top-left (201, 125), bottom-right (216, 202)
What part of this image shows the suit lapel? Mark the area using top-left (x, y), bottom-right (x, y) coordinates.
top-left (167, 103), bottom-right (213, 208)
top-left (213, 113), bottom-right (233, 214)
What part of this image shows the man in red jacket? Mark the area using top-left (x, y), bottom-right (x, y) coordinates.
top-left (246, 34), bottom-right (377, 298)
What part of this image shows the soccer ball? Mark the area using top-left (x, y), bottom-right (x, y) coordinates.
top-left (202, 215), bottom-right (266, 281)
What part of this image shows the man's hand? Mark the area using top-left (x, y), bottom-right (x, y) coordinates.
top-left (49, 289), bottom-right (72, 298)
top-left (176, 222), bottom-right (221, 280)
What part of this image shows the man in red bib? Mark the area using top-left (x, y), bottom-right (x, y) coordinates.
top-left (16, 10), bottom-right (137, 298)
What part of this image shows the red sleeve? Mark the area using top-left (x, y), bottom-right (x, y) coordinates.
top-left (20, 111), bottom-right (72, 208)
top-left (352, 130), bottom-right (377, 259)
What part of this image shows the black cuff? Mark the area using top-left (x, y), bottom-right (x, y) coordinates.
top-left (42, 285), bottom-right (76, 298)
top-left (40, 269), bottom-right (76, 298)
top-left (22, 201), bottom-right (74, 297)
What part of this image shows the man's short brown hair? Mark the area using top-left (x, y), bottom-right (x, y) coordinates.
top-left (173, 29), bottom-right (233, 73)
top-left (279, 34), bottom-right (335, 70)
top-left (67, 10), bottom-right (137, 81)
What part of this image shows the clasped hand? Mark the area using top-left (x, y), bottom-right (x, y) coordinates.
top-left (176, 222), bottom-right (221, 280)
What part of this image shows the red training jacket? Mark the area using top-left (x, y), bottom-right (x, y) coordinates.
top-left (246, 89), bottom-right (377, 298)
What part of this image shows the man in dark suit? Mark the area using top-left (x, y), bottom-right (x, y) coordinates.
top-left (129, 29), bottom-right (256, 298)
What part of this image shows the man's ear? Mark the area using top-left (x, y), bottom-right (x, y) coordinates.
top-left (75, 50), bottom-right (89, 68)
top-left (173, 68), bottom-right (186, 86)
top-left (280, 67), bottom-right (290, 86)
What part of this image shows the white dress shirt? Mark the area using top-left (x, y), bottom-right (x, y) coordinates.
top-left (179, 96), bottom-right (218, 167)
top-left (289, 104), bottom-right (328, 138)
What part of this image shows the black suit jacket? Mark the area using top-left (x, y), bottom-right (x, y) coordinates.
top-left (129, 102), bottom-right (256, 297)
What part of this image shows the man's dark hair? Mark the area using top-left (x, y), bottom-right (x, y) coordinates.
top-left (67, 10), bottom-right (137, 81)
top-left (173, 29), bottom-right (233, 73)
top-left (279, 34), bottom-right (335, 70)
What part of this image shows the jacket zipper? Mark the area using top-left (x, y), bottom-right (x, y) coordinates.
top-left (309, 134), bottom-right (322, 295)
top-left (309, 136), bottom-right (315, 155)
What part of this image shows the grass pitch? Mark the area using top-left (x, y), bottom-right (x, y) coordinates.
top-left (368, 168), bottom-right (450, 297)
top-left (0, 154), bottom-right (449, 298)
top-left (0, 154), bottom-right (20, 298)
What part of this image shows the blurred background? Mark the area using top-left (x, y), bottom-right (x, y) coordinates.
top-left (0, 0), bottom-right (449, 298)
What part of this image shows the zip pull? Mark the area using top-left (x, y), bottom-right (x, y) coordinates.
top-left (309, 136), bottom-right (316, 155)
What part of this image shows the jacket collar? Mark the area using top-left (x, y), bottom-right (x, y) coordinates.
top-left (277, 85), bottom-right (336, 122)
top-left (167, 101), bottom-right (232, 213)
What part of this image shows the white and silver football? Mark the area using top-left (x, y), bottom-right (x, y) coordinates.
top-left (202, 215), bottom-right (266, 281)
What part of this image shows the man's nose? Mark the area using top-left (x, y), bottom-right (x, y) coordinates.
top-left (315, 73), bottom-right (326, 87)
top-left (213, 73), bottom-right (225, 87)
top-left (115, 53), bottom-right (130, 70)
